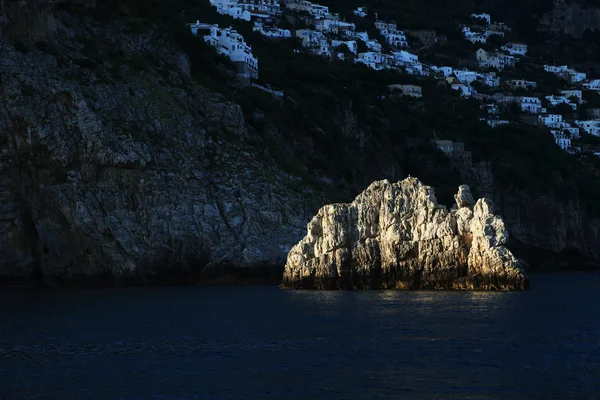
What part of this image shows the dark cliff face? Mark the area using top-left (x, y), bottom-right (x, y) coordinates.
top-left (0, 1), bottom-right (599, 286)
top-left (538, 0), bottom-right (600, 38)
top-left (494, 189), bottom-right (600, 270)
top-left (0, 2), bottom-right (320, 285)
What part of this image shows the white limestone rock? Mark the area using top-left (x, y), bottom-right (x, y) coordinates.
top-left (281, 178), bottom-right (529, 290)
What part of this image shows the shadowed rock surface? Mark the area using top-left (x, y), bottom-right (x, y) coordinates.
top-left (282, 178), bottom-right (529, 290)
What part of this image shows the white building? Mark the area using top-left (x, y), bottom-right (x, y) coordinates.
top-left (517, 96), bottom-right (544, 114)
top-left (471, 13), bottom-right (491, 25)
top-left (286, 0), bottom-right (330, 18)
top-left (315, 18), bottom-right (355, 34)
top-left (452, 83), bottom-right (474, 97)
top-left (501, 42), bottom-right (527, 56)
top-left (453, 69), bottom-right (479, 85)
top-left (353, 6), bottom-right (367, 17)
top-left (392, 50), bottom-right (418, 64)
top-left (462, 27), bottom-right (487, 43)
top-left (331, 39), bottom-right (357, 54)
top-left (384, 31), bottom-right (408, 48)
top-left (546, 95), bottom-right (577, 110)
top-left (209, 0), bottom-right (281, 19)
top-left (376, 21), bottom-right (407, 48)
top-left (552, 133), bottom-right (571, 150)
top-left (296, 29), bottom-right (332, 56)
top-left (538, 114), bottom-right (563, 126)
top-left (253, 23), bottom-right (291, 38)
top-left (584, 79), bottom-right (600, 91)
top-left (476, 49), bottom-right (517, 70)
top-left (375, 20), bottom-right (397, 32)
top-left (564, 127), bottom-right (580, 138)
top-left (485, 29), bottom-right (505, 38)
top-left (566, 69), bottom-right (586, 84)
top-left (433, 66), bottom-right (454, 77)
top-left (574, 120), bottom-right (600, 136)
top-left (356, 52), bottom-right (387, 70)
top-left (189, 22), bottom-right (258, 79)
top-left (365, 39), bottom-right (383, 52)
top-left (544, 65), bottom-right (569, 74)
top-left (560, 89), bottom-right (583, 102)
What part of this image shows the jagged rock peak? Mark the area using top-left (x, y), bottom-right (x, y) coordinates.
top-left (281, 178), bottom-right (529, 290)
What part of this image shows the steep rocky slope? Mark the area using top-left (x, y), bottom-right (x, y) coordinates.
top-left (0, 0), bottom-right (320, 284)
top-left (538, 0), bottom-right (600, 38)
top-left (0, 0), bottom-right (599, 286)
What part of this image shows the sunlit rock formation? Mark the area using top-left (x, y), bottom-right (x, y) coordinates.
top-left (281, 178), bottom-right (529, 290)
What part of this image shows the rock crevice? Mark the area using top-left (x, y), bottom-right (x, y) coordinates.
top-left (281, 178), bottom-right (529, 290)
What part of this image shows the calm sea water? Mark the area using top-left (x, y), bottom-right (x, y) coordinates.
top-left (1, 274), bottom-right (599, 400)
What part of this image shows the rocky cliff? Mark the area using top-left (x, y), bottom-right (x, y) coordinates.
top-left (0, 1), bottom-right (320, 285)
top-left (538, 0), bottom-right (600, 38)
top-left (0, 1), bottom-right (599, 286)
top-left (281, 179), bottom-right (529, 290)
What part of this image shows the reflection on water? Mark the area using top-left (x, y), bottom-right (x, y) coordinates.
top-left (1, 274), bottom-right (600, 399)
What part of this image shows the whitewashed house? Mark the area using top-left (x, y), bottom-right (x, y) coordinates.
top-left (471, 13), bottom-right (491, 25)
top-left (353, 32), bottom-right (381, 49)
top-left (392, 50), bottom-right (418, 64)
top-left (286, 0), bottom-right (330, 18)
top-left (356, 52), bottom-right (387, 70)
top-left (365, 39), bottom-right (383, 52)
top-left (253, 23), bottom-right (292, 38)
top-left (485, 29), bottom-right (505, 38)
top-left (566, 69), bottom-right (586, 84)
top-left (574, 120), bottom-right (600, 136)
top-left (353, 6), bottom-right (367, 17)
top-left (538, 114), bottom-right (563, 126)
top-left (296, 29), bottom-right (331, 56)
top-left (384, 31), bottom-right (408, 48)
top-left (209, 0), bottom-right (281, 19)
top-left (190, 22), bottom-right (259, 79)
top-left (546, 95), bottom-right (577, 110)
top-left (564, 127), bottom-right (580, 138)
top-left (331, 39), bottom-right (357, 54)
top-left (434, 66), bottom-right (454, 77)
top-left (452, 83), bottom-right (474, 97)
top-left (354, 31), bottom-right (369, 41)
top-left (544, 65), bottom-right (568, 74)
top-left (376, 22), bottom-right (408, 48)
top-left (315, 18), bottom-right (355, 34)
top-left (583, 79), bottom-right (600, 91)
top-left (552, 133), bottom-right (571, 150)
top-left (517, 96), bottom-right (544, 114)
top-left (375, 20), bottom-right (397, 32)
top-left (560, 89), bottom-right (583, 102)
top-left (501, 42), bottom-right (527, 56)
top-left (454, 69), bottom-right (479, 85)
top-left (463, 27), bottom-right (487, 43)
top-left (476, 49), bottom-right (517, 70)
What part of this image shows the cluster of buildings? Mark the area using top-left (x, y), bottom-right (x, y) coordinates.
top-left (208, 0), bottom-right (281, 21)
top-left (189, 3), bottom-right (600, 154)
top-left (188, 21), bottom-right (259, 79)
top-left (461, 13), bottom-right (511, 44)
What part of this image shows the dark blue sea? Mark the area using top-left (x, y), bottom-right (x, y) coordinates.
top-left (1, 273), bottom-right (599, 399)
